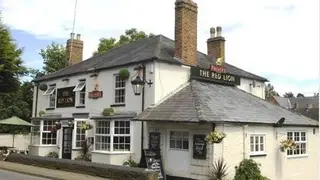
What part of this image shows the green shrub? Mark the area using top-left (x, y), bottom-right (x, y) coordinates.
top-left (39, 110), bottom-right (45, 117)
top-left (118, 68), bottom-right (130, 79)
top-left (234, 159), bottom-right (269, 180)
top-left (123, 156), bottom-right (139, 167)
top-left (103, 108), bottom-right (114, 116)
top-left (209, 158), bottom-right (228, 180)
top-left (45, 151), bottom-right (58, 158)
top-left (39, 84), bottom-right (48, 91)
top-left (74, 138), bottom-right (91, 161)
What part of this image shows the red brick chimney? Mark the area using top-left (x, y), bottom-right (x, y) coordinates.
top-left (207, 26), bottom-right (225, 61)
top-left (174, 0), bottom-right (198, 66)
top-left (66, 33), bottom-right (84, 66)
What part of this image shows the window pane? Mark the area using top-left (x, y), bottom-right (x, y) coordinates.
top-left (294, 132), bottom-right (300, 141)
top-left (183, 140), bottom-right (189, 150)
top-left (300, 143), bottom-right (306, 154)
top-left (255, 136), bottom-right (259, 144)
top-left (301, 132), bottom-right (306, 141)
top-left (260, 136), bottom-right (264, 143)
top-left (250, 136), bottom-right (254, 144)
top-left (260, 144), bottom-right (264, 151)
top-left (170, 140), bottom-right (175, 148)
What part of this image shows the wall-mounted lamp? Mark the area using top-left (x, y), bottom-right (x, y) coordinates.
top-left (68, 120), bottom-right (74, 128)
top-left (130, 64), bottom-right (153, 96)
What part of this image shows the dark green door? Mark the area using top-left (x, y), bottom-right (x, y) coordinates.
top-left (62, 127), bottom-right (73, 159)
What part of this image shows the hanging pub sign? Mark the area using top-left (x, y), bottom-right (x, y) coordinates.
top-left (88, 91), bottom-right (103, 99)
top-left (56, 87), bottom-right (75, 108)
top-left (193, 135), bottom-right (207, 160)
top-left (190, 66), bottom-right (240, 85)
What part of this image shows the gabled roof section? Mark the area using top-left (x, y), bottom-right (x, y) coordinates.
top-left (134, 80), bottom-right (318, 127)
top-left (273, 96), bottom-right (292, 109)
top-left (35, 35), bottom-right (268, 82)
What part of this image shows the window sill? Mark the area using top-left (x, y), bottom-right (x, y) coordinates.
top-left (250, 153), bottom-right (267, 157)
top-left (46, 107), bottom-right (55, 110)
top-left (76, 105), bottom-right (85, 108)
top-left (287, 154), bottom-right (308, 159)
top-left (110, 104), bottom-right (126, 107)
top-left (92, 151), bottom-right (131, 155)
top-left (29, 145), bottom-right (58, 147)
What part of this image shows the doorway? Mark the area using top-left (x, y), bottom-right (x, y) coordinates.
top-left (62, 127), bottom-right (73, 159)
top-left (167, 131), bottom-right (190, 175)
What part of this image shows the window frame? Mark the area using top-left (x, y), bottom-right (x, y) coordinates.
top-left (94, 119), bottom-right (132, 153)
top-left (113, 120), bottom-right (131, 152)
top-left (169, 130), bottom-right (189, 151)
top-left (249, 133), bottom-right (266, 156)
top-left (74, 120), bottom-right (87, 149)
top-left (41, 120), bottom-right (57, 145)
top-left (43, 86), bottom-right (56, 96)
top-left (94, 120), bottom-right (111, 152)
top-left (286, 131), bottom-right (308, 157)
top-left (74, 80), bottom-right (86, 106)
top-left (31, 120), bottom-right (41, 145)
top-left (113, 74), bottom-right (126, 104)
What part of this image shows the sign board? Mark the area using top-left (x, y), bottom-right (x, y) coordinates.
top-left (56, 87), bottom-right (75, 108)
top-left (88, 91), bottom-right (103, 99)
top-left (190, 67), bottom-right (240, 86)
top-left (210, 65), bottom-right (226, 73)
top-left (149, 132), bottom-right (161, 150)
top-left (193, 135), bottom-right (207, 160)
top-left (144, 149), bottom-right (166, 180)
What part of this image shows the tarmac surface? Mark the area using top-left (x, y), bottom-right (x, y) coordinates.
top-left (0, 161), bottom-right (108, 180)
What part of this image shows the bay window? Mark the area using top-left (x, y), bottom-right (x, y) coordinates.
top-left (94, 120), bottom-right (131, 152)
top-left (31, 120), bottom-right (41, 144)
top-left (30, 120), bottom-right (57, 145)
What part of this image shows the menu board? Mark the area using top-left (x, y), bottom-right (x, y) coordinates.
top-left (149, 132), bottom-right (160, 150)
top-left (144, 149), bottom-right (166, 180)
top-left (193, 135), bottom-right (207, 159)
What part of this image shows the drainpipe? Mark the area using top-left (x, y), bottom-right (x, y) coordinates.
top-left (34, 82), bottom-right (39, 117)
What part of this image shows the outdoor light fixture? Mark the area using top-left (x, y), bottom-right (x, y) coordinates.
top-left (131, 64), bottom-right (153, 96)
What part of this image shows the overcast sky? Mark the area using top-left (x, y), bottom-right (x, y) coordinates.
top-left (1, 0), bottom-right (319, 96)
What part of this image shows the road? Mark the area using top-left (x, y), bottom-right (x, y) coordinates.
top-left (0, 169), bottom-right (51, 180)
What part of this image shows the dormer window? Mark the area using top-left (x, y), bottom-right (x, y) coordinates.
top-left (43, 85), bottom-right (56, 108)
top-left (73, 80), bottom-right (86, 106)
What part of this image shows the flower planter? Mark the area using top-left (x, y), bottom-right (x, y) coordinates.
top-left (79, 122), bottom-right (93, 131)
top-left (279, 139), bottom-right (296, 152)
top-left (118, 68), bottom-right (130, 79)
top-left (205, 130), bottom-right (226, 144)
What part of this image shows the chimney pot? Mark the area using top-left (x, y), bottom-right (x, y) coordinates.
top-left (70, 32), bottom-right (75, 39)
top-left (76, 34), bottom-right (81, 40)
top-left (216, 26), bottom-right (222, 37)
top-left (210, 27), bottom-right (215, 38)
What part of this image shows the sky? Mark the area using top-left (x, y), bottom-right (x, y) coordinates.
top-left (0, 0), bottom-right (319, 97)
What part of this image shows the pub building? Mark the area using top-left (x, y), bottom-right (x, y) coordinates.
top-left (30, 0), bottom-right (318, 180)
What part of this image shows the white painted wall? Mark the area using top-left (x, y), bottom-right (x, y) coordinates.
top-left (237, 78), bottom-right (265, 99)
top-left (0, 134), bottom-right (30, 151)
top-left (214, 124), bottom-right (318, 180)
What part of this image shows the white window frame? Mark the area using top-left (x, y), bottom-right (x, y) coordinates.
top-left (41, 120), bottom-right (57, 145)
top-left (74, 120), bottom-right (87, 149)
top-left (31, 120), bottom-right (41, 145)
top-left (249, 133), bottom-right (266, 156)
top-left (94, 121), bottom-right (111, 151)
top-left (113, 120), bottom-right (131, 152)
top-left (94, 119), bottom-right (132, 153)
top-left (43, 86), bottom-right (56, 96)
top-left (73, 80), bottom-right (86, 106)
top-left (169, 130), bottom-right (189, 151)
top-left (287, 131), bottom-right (307, 157)
top-left (113, 75), bottom-right (126, 104)
top-left (44, 85), bottom-right (56, 108)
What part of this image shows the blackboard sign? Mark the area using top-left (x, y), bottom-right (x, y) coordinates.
top-left (193, 135), bottom-right (207, 159)
top-left (57, 87), bottom-right (75, 108)
top-left (149, 132), bottom-right (160, 150)
top-left (144, 149), bottom-right (166, 180)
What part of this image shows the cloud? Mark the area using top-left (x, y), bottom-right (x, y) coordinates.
top-left (1, 0), bottom-right (319, 82)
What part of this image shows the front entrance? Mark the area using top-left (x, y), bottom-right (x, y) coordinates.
top-left (167, 131), bottom-right (190, 176)
top-left (62, 127), bottom-right (73, 159)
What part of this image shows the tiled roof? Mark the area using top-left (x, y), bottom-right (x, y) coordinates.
top-left (35, 35), bottom-right (268, 82)
top-left (273, 96), bottom-right (292, 109)
top-left (133, 80), bottom-right (318, 127)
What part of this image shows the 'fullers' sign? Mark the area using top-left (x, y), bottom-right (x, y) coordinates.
top-left (190, 67), bottom-right (240, 85)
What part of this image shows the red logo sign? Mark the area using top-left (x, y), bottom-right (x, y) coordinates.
top-left (88, 91), bottom-right (103, 99)
top-left (210, 65), bottom-right (226, 73)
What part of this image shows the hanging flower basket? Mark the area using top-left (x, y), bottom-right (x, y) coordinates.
top-left (118, 68), bottom-right (130, 79)
top-left (205, 130), bottom-right (226, 144)
top-left (39, 84), bottom-right (48, 91)
top-left (79, 122), bottom-right (93, 131)
top-left (55, 121), bottom-right (61, 130)
top-left (279, 139), bottom-right (297, 152)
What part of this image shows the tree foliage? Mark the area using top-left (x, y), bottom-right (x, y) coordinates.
top-left (40, 42), bottom-right (67, 74)
top-left (234, 159), bottom-right (269, 180)
top-left (265, 83), bottom-right (279, 100)
top-left (283, 92), bottom-right (294, 98)
top-left (0, 13), bottom-right (27, 93)
top-left (296, 93), bottom-right (304, 98)
top-left (93, 28), bottom-right (154, 56)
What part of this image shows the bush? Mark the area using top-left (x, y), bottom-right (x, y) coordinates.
top-left (123, 156), bottom-right (139, 167)
top-left (234, 159), bottom-right (269, 180)
top-left (102, 108), bottom-right (114, 116)
top-left (209, 158), bottom-right (228, 180)
top-left (45, 151), bottom-right (58, 158)
top-left (74, 138), bottom-right (91, 161)
top-left (118, 68), bottom-right (130, 79)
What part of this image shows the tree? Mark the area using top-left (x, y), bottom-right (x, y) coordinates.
top-left (297, 93), bottom-right (304, 98)
top-left (40, 42), bottom-right (67, 74)
top-left (265, 83), bottom-right (279, 100)
top-left (314, 93), bottom-right (319, 97)
top-left (93, 28), bottom-right (155, 56)
top-left (283, 92), bottom-right (294, 98)
top-left (0, 12), bottom-right (27, 93)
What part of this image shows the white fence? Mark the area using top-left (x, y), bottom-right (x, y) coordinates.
top-left (0, 133), bottom-right (30, 151)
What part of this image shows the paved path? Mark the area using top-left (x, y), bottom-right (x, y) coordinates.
top-left (0, 161), bottom-right (108, 180)
top-left (0, 169), bottom-right (51, 180)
